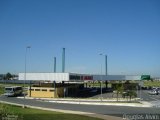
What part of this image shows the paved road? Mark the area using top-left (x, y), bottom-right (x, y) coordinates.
top-left (0, 96), bottom-right (160, 118)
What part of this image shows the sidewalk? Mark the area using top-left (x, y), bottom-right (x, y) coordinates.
top-left (17, 96), bottom-right (152, 107)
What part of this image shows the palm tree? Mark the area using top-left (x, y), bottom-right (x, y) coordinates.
top-left (127, 90), bottom-right (137, 101)
top-left (115, 84), bottom-right (124, 101)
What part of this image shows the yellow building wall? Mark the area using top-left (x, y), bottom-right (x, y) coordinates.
top-left (28, 87), bottom-right (64, 98)
top-left (28, 87), bottom-right (55, 98)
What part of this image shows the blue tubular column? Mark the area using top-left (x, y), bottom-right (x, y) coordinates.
top-left (105, 55), bottom-right (107, 75)
top-left (54, 57), bottom-right (56, 73)
top-left (62, 48), bottom-right (65, 72)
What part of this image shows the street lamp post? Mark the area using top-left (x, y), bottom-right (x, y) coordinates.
top-left (100, 81), bottom-right (103, 101)
top-left (99, 53), bottom-right (108, 101)
top-left (23, 46), bottom-right (31, 108)
top-left (99, 53), bottom-right (104, 101)
top-left (105, 55), bottom-right (107, 76)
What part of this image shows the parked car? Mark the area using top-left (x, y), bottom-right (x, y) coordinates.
top-left (148, 90), bottom-right (158, 95)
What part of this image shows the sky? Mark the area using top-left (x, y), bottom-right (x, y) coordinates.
top-left (0, 0), bottom-right (160, 77)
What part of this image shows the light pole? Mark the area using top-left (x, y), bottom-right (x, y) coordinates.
top-left (99, 53), bottom-right (104, 101)
top-left (99, 53), bottom-right (108, 101)
top-left (23, 46), bottom-right (31, 108)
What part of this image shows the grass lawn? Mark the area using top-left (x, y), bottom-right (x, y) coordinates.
top-left (0, 84), bottom-right (4, 95)
top-left (0, 103), bottom-right (102, 120)
top-left (144, 81), bottom-right (160, 87)
top-left (0, 87), bottom-right (4, 95)
top-left (0, 83), bottom-right (29, 87)
top-left (87, 81), bottom-right (160, 88)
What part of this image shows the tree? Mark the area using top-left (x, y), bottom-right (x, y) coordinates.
top-left (115, 84), bottom-right (124, 101)
top-left (126, 90), bottom-right (137, 101)
top-left (123, 82), bottom-right (137, 101)
top-left (4, 73), bottom-right (13, 80)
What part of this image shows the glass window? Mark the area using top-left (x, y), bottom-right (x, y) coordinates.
top-left (42, 89), bottom-right (47, 91)
top-left (49, 90), bottom-right (54, 92)
top-left (5, 88), bottom-right (13, 91)
top-left (35, 89), bottom-right (40, 91)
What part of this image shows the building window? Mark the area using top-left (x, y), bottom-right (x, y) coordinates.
top-left (70, 75), bottom-right (80, 80)
top-left (35, 89), bottom-right (40, 91)
top-left (42, 89), bottom-right (47, 91)
top-left (49, 90), bottom-right (54, 92)
top-left (84, 76), bottom-right (93, 80)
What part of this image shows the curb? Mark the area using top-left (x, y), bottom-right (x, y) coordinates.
top-left (17, 96), bottom-right (139, 102)
top-left (17, 97), bottom-right (151, 107)
top-left (47, 100), bottom-right (151, 107)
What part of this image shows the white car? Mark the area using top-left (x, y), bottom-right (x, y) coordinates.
top-left (148, 90), bottom-right (158, 95)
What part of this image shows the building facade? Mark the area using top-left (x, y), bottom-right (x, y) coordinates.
top-left (18, 73), bottom-right (143, 98)
top-left (19, 73), bottom-right (142, 82)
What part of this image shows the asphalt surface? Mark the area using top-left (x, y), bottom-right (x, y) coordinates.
top-left (0, 96), bottom-right (160, 118)
top-left (139, 90), bottom-right (160, 101)
top-left (90, 90), bottom-right (160, 101)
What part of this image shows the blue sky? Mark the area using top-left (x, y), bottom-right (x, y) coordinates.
top-left (0, 0), bottom-right (160, 76)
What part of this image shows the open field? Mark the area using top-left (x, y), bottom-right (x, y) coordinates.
top-left (0, 85), bottom-right (4, 95)
top-left (0, 83), bottom-right (29, 87)
top-left (0, 103), bottom-right (102, 120)
top-left (87, 81), bottom-right (160, 88)
top-left (144, 81), bottom-right (160, 87)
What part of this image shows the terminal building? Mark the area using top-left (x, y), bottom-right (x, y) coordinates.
top-left (19, 73), bottom-right (142, 82)
top-left (19, 73), bottom-right (142, 98)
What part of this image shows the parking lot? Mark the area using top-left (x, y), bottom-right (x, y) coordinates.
top-left (139, 90), bottom-right (160, 101)
top-left (87, 89), bottom-right (160, 102)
